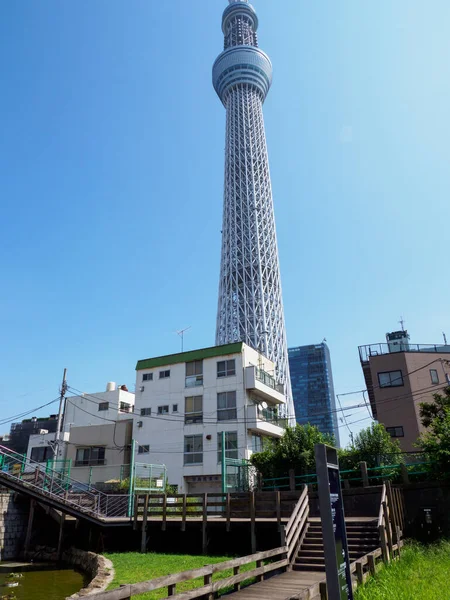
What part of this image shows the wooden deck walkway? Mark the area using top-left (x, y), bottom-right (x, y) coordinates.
top-left (223, 570), bottom-right (325, 600)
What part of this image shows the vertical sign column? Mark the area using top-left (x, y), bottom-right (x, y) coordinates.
top-left (315, 444), bottom-right (354, 600)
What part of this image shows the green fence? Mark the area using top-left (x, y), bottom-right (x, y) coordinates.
top-left (262, 459), bottom-right (436, 491)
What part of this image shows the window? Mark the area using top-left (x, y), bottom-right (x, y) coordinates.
top-left (377, 370), bottom-right (404, 388)
top-left (185, 396), bottom-right (203, 424)
top-left (386, 426), bottom-right (404, 438)
top-left (218, 431), bottom-right (238, 463)
top-left (119, 402), bottom-right (131, 413)
top-left (186, 361), bottom-right (203, 387)
top-left (251, 434), bottom-right (263, 454)
top-left (98, 402), bottom-right (109, 411)
top-left (217, 391), bottom-right (237, 421)
top-left (159, 370), bottom-right (170, 379)
top-left (140, 408), bottom-right (151, 416)
top-left (138, 445), bottom-right (150, 454)
top-left (430, 369), bottom-right (439, 384)
top-left (172, 404), bottom-right (178, 412)
top-left (75, 447), bottom-right (105, 466)
top-left (217, 359), bottom-right (236, 378)
top-left (157, 405), bottom-right (169, 415)
top-left (143, 373), bottom-right (153, 382)
top-left (184, 435), bottom-right (203, 465)
top-left (30, 446), bottom-right (53, 462)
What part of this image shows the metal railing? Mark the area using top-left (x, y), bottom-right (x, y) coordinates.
top-left (0, 445), bottom-right (130, 521)
top-left (358, 342), bottom-right (450, 363)
top-left (262, 458), bottom-right (437, 491)
top-left (255, 368), bottom-right (284, 394)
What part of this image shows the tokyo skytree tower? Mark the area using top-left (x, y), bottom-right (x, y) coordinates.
top-left (213, 0), bottom-right (294, 419)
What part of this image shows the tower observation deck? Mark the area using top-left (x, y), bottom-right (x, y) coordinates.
top-left (213, 0), bottom-right (294, 420)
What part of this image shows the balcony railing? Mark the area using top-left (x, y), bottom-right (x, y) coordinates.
top-left (257, 407), bottom-right (287, 429)
top-left (358, 342), bottom-right (450, 363)
top-left (255, 368), bottom-right (284, 394)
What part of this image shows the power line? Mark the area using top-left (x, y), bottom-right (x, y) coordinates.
top-left (0, 398), bottom-right (61, 428)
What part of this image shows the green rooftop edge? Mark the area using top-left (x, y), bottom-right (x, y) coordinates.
top-left (136, 342), bottom-right (244, 371)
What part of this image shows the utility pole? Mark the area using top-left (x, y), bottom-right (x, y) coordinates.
top-left (54, 368), bottom-right (67, 467)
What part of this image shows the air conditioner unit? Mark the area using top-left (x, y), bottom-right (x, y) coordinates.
top-left (140, 386), bottom-right (145, 392)
top-left (137, 421), bottom-right (143, 428)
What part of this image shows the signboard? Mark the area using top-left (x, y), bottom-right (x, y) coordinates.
top-left (315, 444), bottom-right (354, 600)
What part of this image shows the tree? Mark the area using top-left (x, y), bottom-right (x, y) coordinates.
top-left (417, 408), bottom-right (450, 479)
top-left (419, 386), bottom-right (450, 428)
top-left (338, 423), bottom-right (403, 472)
top-left (250, 423), bottom-right (334, 480)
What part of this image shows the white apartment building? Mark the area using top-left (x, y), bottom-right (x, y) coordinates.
top-left (134, 342), bottom-right (286, 494)
top-left (26, 382), bottom-right (135, 484)
top-left (63, 382), bottom-right (134, 433)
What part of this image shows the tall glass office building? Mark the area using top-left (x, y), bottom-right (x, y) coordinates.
top-left (288, 343), bottom-right (340, 446)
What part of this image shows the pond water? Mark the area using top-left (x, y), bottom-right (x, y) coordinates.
top-left (0, 568), bottom-right (88, 600)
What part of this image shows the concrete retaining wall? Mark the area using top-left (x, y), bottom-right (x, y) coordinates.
top-left (25, 546), bottom-right (114, 598)
top-left (0, 493), bottom-right (27, 560)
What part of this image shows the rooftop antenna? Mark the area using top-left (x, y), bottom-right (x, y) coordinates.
top-left (176, 326), bottom-right (191, 352)
top-left (399, 316), bottom-right (406, 332)
top-left (443, 332), bottom-right (448, 345)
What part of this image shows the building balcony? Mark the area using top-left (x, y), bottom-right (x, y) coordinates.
top-left (246, 404), bottom-right (286, 438)
top-left (244, 366), bottom-right (285, 405)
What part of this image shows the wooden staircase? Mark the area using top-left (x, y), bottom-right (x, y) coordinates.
top-left (293, 517), bottom-right (380, 572)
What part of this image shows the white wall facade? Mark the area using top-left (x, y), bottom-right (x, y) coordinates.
top-left (134, 343), bottom-right (285, 493)
top-left (63, 388), bottom-right (134, 432)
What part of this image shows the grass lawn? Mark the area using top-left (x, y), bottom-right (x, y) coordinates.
top-left (105, 552), bottom-right (256, 599)
top-left (355, 541), bottom-right (450, 600)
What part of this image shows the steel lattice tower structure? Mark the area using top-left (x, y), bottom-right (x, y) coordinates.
top-left (213, 0), bottom-right (294, 419)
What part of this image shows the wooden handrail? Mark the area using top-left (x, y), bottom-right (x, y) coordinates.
top-left (377, 483), bottom-right (386, 527)
top-left (285, 485), bottom-right (307, 537)
top-left (284, 485), bottom-right (310, 564)
top-left (84, 546), bottom-right (288, 599)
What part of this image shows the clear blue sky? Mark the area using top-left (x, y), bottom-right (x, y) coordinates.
top-left (1, 1), bottom-right (450, 448)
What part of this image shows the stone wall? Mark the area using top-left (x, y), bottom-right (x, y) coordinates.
top-left (25, 546), bottom-right (115, 598)
top-left (0, 493), bottom-right (27, 560)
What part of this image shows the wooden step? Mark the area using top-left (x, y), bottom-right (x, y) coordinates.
top-left (292, 563), bottom-right (325, 572)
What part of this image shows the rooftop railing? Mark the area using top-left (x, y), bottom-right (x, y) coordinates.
top-left (358, 343), bottom-right (450, 363)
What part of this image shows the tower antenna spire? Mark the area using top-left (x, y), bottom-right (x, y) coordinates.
top-left (213, 0), bottom-right (294, 422)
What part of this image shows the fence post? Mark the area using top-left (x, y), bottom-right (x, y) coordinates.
top-left (202, 493), bottom-right (208, 555)
top-left (360, 462), bottom-right (369, 487)
top-left (181, 494), bottom-right (187, 532)
top-left (233, 566), bottom-right (241, 592)
top-left (203, 573), bottom-right (213, 600)
top-left (256, 559), bottom-right (264, 582)
top-left (289, 469), bottom-right (296, 491)
top-left (250, 491), bottom-right (256, 554)
top-left (355, 561), bottom-right (364, 584)
top-left (141, 495), bottom-right (149, 553)
top-left (275, 491), bottom-right (281, 532)
top-left (367, 554), bottom-right (376, 576)
top-left (162, 494), bottom-right (167, 531)
top-left (226, 493), bottom-right (231, 532)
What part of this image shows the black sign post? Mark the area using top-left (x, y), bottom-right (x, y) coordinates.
top-left (315, 443), bottom-right (354, 600)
